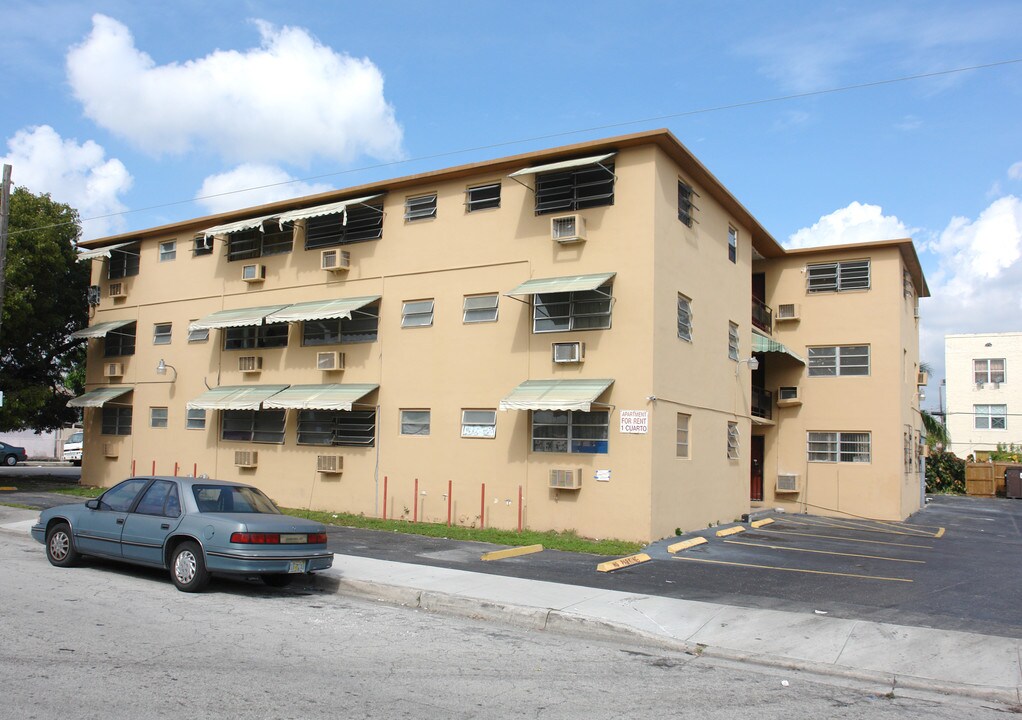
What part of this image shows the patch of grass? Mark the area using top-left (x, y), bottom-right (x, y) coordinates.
top-left (0, 502), bottom-right (37, 510)
top-left (53, 486), bottom-right (104, 498)
top-left (281, 507), bottom-right (644, 556)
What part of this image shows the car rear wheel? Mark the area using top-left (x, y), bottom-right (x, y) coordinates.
top-left (46, 522), bottom-right (80, 567)
top-left (4, 454), bottom-right (16, 466)
top-left (261, 574), bottom-right (296, 588)
top-left (170, 541), bottom-right (209, 592)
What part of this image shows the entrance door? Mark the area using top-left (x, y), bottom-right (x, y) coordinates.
top-left (750, 435), bottom-right (765, 501)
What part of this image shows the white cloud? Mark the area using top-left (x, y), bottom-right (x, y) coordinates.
top-left (785, 201), bottom-right (915, 249)
top-left (895, 115), bottom-right (923, 131)
top-left (1008, 162), bottom-right (1022, 180)
top-left (195, 164), bottom-right (333, 214)
top-left (67, 14), bottom-right (403, 166)
top-left (1, 125), bottom-right (132, 239)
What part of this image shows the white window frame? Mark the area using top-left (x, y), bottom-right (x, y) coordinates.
top-left (676, 413), bottom-right (690, 458)
top-left (404, 193), bottom-right (437, 221)
top-left (974, 358), bottom-right (1006, 385)
top-left (726, 421), bottom-right (739, 459)
top-left (402, 299), bottom-right (435, 328)
top-left (400, 409), bottom-right (431, 436)
top-left (808, 345), bottom-right (870, 377)
top-left (677, 294), bottom-right (692, 342)
top-left (463, 294), bottom-right (498, 323)
top-left (153, 322), bottom-right (172, 345)
top-left (186, 408), bottom-right (206, 430)
top-left (806, 259), bottom-right (871, 293)
top-left (728, 322), bottom-right (739, 361)
top-left (807, 431), bottom-right (871, 463)
top-left (159, 240), bottom-right (176, 262)
top-left (533, 283), bottom-right (613, 333)
top-left (531, 410), bottom-right (609, 454)
top-left (461, 409), bottom-right (497, 438)
top-left (974, 404), bottom-right (1007, 430)
top-left (150, 407), bottom-right (168, 429)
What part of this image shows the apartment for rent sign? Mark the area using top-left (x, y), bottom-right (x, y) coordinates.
top-left (620, 410), bottom-right (648, 434)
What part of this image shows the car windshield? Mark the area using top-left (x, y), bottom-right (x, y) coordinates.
top-left (68, 433), bottom-right (83, 443)
top-left (191, 485), bottom-right (281, 514)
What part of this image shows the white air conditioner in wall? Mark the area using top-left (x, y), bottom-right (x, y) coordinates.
top-left (103, 442), bottom-right (119, 458)
top-left (234, 450), bottom-right (258, 468)
top-left (317, 351), bottom-right (345, 371)
top-left (241, 264), bottom-right (266, 282)
top-left (917, 371), bottom-right (929, 386)
top-left (316, 455), bottom-right (343, 474)
top-left (776, 473), bottom-right (801, 493)
top-left (239, 356), bottom-right (263, 372)
top-left (321, 249), bottom-right (351, 272)
top-left (552, 341), bottom-right (585, 364)
top-left (775, 303), bottom-right (799, 321)
top-left (550, 214), bottom-right (586, 244)
top-left (549, 468), bottom-right (583, 490)
top-left (776, 386), bottom-right (801, 406)
top-left (108, 282), bottom-right (126, 299)
top-left (104, 362), bottom-right (124, 378)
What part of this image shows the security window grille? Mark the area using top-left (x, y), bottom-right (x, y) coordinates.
top-left (223, 323), bottom-right (289, 350)
top-left (101, 406), bottom-right (132, 436)
top-left (303, 304), bottom-right (380, 345)
top-left (676, 413), bottom-right (690, 458)
top-left (193, 235), bottom-right (213, 256)
top-left (104, 322), bottom-right (136, 357)
top-left (404, 194), bottom-right (437, 221)
top-left (678, 181), bottom-right (697, 227)
top-left (159, 241), bottom-right (176, 262)
top-left (534, 162), bottom-right (615, 215)
top-left (727, 422), bottom-right (740, 459)
top-left (463, 294), bottom-right (499, 323)
top-left (462, 409), bottom-right (497, 439)
top-left (808, 345), bottom-right (870, 376)
top-left (677, 295), bottom-right (692, 341)
top-left (807, 431), bottom-right (871, 463)
top-left (221, 409), bottom-right (286, 443)
top-left (974, 358), bottom-right (1006, 385)
top-left (806, 260), bottom-right (870, 293)
top-left (153, 323), bottom-right (172, 345)
top-left (186, 408), bottom-right (206, 430)
top-left (150, 407), bottom-right (168, 429)
top-left (532, 410), bottom-right (609, 454)
top-left (533, 283), bottom-right (612, 333)
top-left (226, 224), bottom-right (293, 262)
top-left (728, 322), bottom-right (739, 361)
top-left (975, 404), bottom-right (1007, 430)
top-left (466, 183), bottom-right (501, 212)
top-left (305, 203), bottom-right (384, 249)
top-left (400, 410), bottom-right (431, 436)
top-left (108, 244), bottom-right (140, 279)
top-left (297, 408), bottom-right (377, 446)
top-left (728, 226), bottom-right (738, 264)
top-left (402, 300), bottom-right (434, 328)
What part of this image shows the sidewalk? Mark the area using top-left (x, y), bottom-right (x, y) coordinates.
top-left (3, 508), bottom-right (1019, 706)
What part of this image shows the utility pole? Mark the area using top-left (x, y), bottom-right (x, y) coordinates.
top-left (0, 163), bottom-right (11, 342)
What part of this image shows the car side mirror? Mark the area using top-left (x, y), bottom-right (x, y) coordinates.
top-left (85, 499), bottom-right (100, 510)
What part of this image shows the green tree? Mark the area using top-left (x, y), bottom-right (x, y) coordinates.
top-left (0, 187), bottom-right (90, 431)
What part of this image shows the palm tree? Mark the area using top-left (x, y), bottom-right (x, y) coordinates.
top-left (918, 362), bottom-right (950, 450)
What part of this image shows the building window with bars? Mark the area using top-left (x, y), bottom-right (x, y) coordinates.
top-left (726, 422), bottom-right (739, 459)
top-left (974, 404), bottom-right (1007, 430)
top-left (534, 162), bottom-right (615, 215)
top-left (533, 283), bottom-right (613, 333)
top-left (405, 193), bottom-right (437, 221)
top-left (807, 431), bottom-right (871, 462)
top-left (806, 259), bottom-right (870, 293)
top-left (677, 295), bottom-right (692, 341)
top-left (532, 410), bottom-right (609, 454)
top-left (297, 409), bottom-right (377, 446)
top-left (808, 345), bottom-right (870, 376)
top-left (465, 183), bottom-right (501, 212)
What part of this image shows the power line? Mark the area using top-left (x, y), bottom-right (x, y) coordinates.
top-left (10, 56), bottom-right (1022, 239)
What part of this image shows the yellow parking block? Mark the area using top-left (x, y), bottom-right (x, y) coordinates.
top-left (934, 527), bottom-right (945, 538)
top-left (750, 518), bottom-right (775, 528)
top-left (597, 553), bottom-right (652, 572)
top-left (0, 487), bottom-right (17, 491)
top-left (667, 537), bottom-right (708, 553)
top-left (481, 544), bottom-right (544, 561)
top-left (715, 526), bottom-right (745, 538)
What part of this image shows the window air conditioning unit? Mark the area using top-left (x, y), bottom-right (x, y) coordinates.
top-left (239, 356), bottom-right (263, 372)
top-left (234, 450), bottom-right (258, 468)
top-left (913, 305), bottom-right (920, 319)
top-left (316, 455), bottom-right (343, 474)
top-left (103, 442), bottom-right (118, 458)
top-left (108, 282), bottom-right (126, 299)
top-left (916, 371), bottom-right (929, 386)
top-left (552, 341), bottom-right (585, 364)
top-left (321, 249), bottom-right (351, 272)
top-left (549, 468), bottom-right (583, 490)
top-left (776, 473), bottom-right (801, 493)
top-left (550, 214), bottom-right (586, 244)
top-left (241, 264), bottom-right (266, 282)
top-left (317, 351), bottom-right (345, 371)
top-left (775, 303), bottom-right (799, 321)
top-left (776, 386), bottom-right (801, 406)
top-left (104, 362), bottom-right (124, 378)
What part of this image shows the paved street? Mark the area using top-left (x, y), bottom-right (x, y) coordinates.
top-left (0, 528), bottom-right (1010, 719)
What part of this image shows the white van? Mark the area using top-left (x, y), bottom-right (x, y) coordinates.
top-left (63, 431), bottom-right (83, 466)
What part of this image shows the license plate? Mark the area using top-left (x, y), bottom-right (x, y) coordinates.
top-left (280, 534), bottom-right (306, 544)
top-left (288, 560), bottom-right (307, 574)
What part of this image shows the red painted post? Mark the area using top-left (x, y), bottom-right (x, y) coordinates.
top-left (193, 463), bottom-right (197, 478)
top-left (151, 460), bottom-right (156, 476)
top-left (131, 459), bottom-right (136, 476)
top-left (480, 483), bottom-right (486, 530)
top-left (383, 476), bottom-right (388, 520)
top-left (447, 480), bottom-right (452, 527)
top-left (174, 462), bottom-right (179, 477)
top-left (413, 478), bottom-right (419, 523)
top-left (518, 485), bottom-right (523, 533)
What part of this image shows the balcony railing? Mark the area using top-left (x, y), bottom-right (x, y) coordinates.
top-left (751, 385), bottom-right (772, 420)
top-left (752, 297), bottom-right (772, 333)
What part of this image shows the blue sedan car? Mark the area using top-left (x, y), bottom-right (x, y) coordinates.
top-left (31, 476), bottom-right (334, 592)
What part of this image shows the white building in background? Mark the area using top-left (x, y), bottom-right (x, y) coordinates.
top-left (945, 332), bottom-right (1022, 458)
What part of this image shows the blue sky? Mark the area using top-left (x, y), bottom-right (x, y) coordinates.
top-left (2, 1), bottom-right (1021, 400)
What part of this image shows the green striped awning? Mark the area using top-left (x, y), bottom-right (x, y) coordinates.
top-left (264, 296), bottom-right (380, 324)
top-left (752, 333), bottom-right (806, 365)
top-left (202, 213), bottom-right (278, 238)
top-left (499, 379), bottom-right (614, 412)
top-left (262, 384), bottom-right (379, 411)
top-left (186, 385), bottom-right (289, 411)
top-left (276, 195), bottom-right (383, 225)
top-left (69, 318), bottom-right (135, 340)
top-left (67, 386), bottom-right (134, 408)
top-left (76, 241), bottom-right (136, 262)
top-left (508, 153), bottom-right (616, 178)
top-left (188, 305), bottom-right (290, 332)
top-left (507, 273), bottom-right (615, 296)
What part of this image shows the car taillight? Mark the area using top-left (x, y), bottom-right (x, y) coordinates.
top-left (230, 532), bottom-right (280, 544)
top-left (308, 533), bottom-right (328, 544)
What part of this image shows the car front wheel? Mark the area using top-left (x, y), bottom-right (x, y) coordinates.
top-left (4, 454), bottom-right (17, 466)
top-left (46, 522), bottom-right (80, 567)
top-left (170, 541), bottom-right (209, 592)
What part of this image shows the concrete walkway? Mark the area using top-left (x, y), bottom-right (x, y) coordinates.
top-left (3, 509), bottom-right (1019, 706)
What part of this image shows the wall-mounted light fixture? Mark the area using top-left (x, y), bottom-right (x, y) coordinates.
top-left (156, 359), bottom-right (178, 381)
top-left (735, 356), bottom-right (760, 375)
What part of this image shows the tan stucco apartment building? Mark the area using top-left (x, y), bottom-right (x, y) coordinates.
top-left (70, 129), bottom-right (930, 543)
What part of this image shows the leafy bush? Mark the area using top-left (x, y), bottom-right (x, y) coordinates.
top-left (990, 443), bottom-right (1022, 463)
top-left (925, 450), bottom-right (965, 494)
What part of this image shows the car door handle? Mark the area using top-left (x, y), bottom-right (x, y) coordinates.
top-left (116, 518), bottom-right (124, 525)
top-left (161, 523), bottom-right (170, 529)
